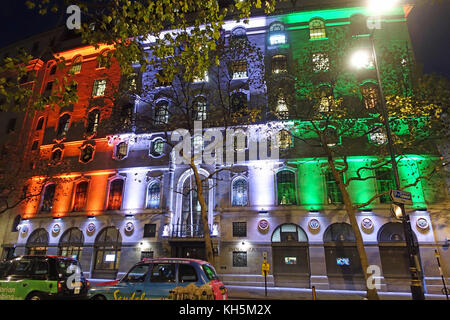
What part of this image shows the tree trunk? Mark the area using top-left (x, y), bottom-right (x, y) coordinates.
top-left (190, 162), bottom-right (214, 265)
top-left (329, 163), bottom-right (380, 300)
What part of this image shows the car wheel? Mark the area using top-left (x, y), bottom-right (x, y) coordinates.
top-left (27, 293), bottom-right (44, 300)
top-left (91, 294), bottom-right (106, 300)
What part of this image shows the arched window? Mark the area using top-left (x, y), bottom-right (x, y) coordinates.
top-left (193, 96), bottom-right (207, 121)
top-left (323, 223), bottom-right (364, 289)
top-left (11, 215), bottom-right (21, 232)
top-left (114, 142), bottom-right (128, 160)
top-left (70, 56), bottom-right (82, 74)
top-left (93, 227), bottom-right (122, 279)
top-left (232, 27), bottom-right (247, 39)
top-left (146, 181), bottom-right (161, 209)
top-left (361, 83), bottom-right (379, 109)
top-left (318, 86), bottom-right (333, 113)
top-left (59, 228), bottom-right (84, 260)
top-left (86, 109), bottom-right (100, 136)
top-left (309, 19), bottom-right (326, 39)
top-left (36, 117), bottom-right (45, 131)
top-left (278, 129), bottom-right (292, 150)
top-left (378, 222), bottom-right (421, 282)
top-left (41, 183), bottom-right (56, 212)
top-left (73, 181), bottom-right (88, 211)
top-left (271, 54), bottom-right (287, 74)
top-left (97, 50), bottom-right (110, 69)
top-left (107, 179), bottom-right (124, 210)
top-left (154, 100), bottom-right (169, 125)
top-left (56, 114), bottom-right (71, 139)
top-left (276, 95), bottom-right (289, 119)
top-left (232, 177), bottom-right (248, 206)
top-left (26, 228), bottom-right (49, 255)
top-left (181, 174), bottom-right (209, 237)
top-left (276, 170), bottom-right (297, 205)
top-left (269, 22), bottom-right (286, 45)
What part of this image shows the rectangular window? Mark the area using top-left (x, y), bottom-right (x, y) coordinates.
top-left (326, 171), bottom-right (344, 204)
top-left (143, 224), bottom-right (156, 238)
top-left (231, 60), bottom-right (247, 79)
top-left (375, 167), bottom-right (395, 203)
top-left (6, 118), bottom-right (16, 133)
top-left (92, 79), bottom-right (107, 97)
top-left (193, 71), bottom-right (209, 83)
top-left (312, 53), bottom-right (330, 72)
top-left (232, 251), bottom-right (247, 267)
top-left (232, 222), bottom-right (247, 237)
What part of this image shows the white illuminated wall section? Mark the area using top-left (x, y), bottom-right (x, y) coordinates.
top-left (121, 170), bottom-right (147, 212)
top-left (248, 161), bottom-right (276, 208)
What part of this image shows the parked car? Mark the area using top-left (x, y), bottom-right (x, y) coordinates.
top-left (88, 258), bottom-right (227, 300)
top-left (0, 255), bottom-right (89, 300)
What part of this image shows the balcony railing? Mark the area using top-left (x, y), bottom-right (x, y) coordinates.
top-left (170, 223), bottom-right (212, 238)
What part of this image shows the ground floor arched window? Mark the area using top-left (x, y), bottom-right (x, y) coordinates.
top-left (323, 223), bottom-right (364, 290)
top-left (26, 228), bottom-right (49, 255)
top-left (271, 223), bottom-right (310, 287)
top-left (377, 222), bottom-right (422, 290)
top-left (93, 227), bottom-right (122, 279)
top-left (58, 227), bottom-right (84, 260)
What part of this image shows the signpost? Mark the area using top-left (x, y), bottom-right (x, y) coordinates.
top-left (389, 189), bottom-right (413, 204)
top-left (262, 258), bottom-right (270, 297)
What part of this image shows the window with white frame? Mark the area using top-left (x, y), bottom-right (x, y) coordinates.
top-left (154, 100), bottom-right (169, 125)
top-left (232, 177), bottom-right (248, 206)
top-left (146, 181), bottom-right (161, 209)
top-left (150, 138), bottom-right (165, 157)
top-left (269, 22), bottom-right (286, 45)
top-left (115, 142), bottom-right (128, 160)
top-left (92, 79), bottom-right (107, 97)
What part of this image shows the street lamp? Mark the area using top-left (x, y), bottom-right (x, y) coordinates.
top-left (351, 0), bottom-right (426, 300)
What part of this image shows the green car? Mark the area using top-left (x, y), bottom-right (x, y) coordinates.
top-left (0, 255), bottom-right (89, 300)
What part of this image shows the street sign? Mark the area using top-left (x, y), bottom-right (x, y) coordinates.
top-left (390, 189), bottom-right (412, 204)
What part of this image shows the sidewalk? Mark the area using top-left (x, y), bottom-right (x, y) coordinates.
top-left (226, 285), bottom-right (449, 300)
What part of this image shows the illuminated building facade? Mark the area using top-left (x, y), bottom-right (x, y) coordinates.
top-left (0, 1), bottom-right (448, 294)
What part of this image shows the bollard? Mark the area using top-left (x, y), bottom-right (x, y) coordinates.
top-left (312, 286), bottom-right (317, 300)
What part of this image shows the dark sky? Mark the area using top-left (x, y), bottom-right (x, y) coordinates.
top-left (1, 1), bottom-right (449, 77)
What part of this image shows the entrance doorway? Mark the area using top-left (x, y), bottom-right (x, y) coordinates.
top-left (271, 224), bottom-right (310, 288)
top-left (170, 241), bottom-right (206, 260)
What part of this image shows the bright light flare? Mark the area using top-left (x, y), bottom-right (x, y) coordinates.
top-left (368, 0), bottom-right (399, 15)
top-left (351, 50), bottom-right (372, 69)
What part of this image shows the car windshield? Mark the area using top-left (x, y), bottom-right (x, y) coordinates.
top-left (56, 259), bottom-right (82, 278)
top-left (202, 264), bottom-right (219, 281)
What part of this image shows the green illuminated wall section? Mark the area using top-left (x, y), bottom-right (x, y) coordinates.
top-left (345, 158), bottom-right (377, 209)
top-left (282, 6), bottom-right (405, 25)
top-left (398, 157), bottom-right (427, 208)
top-left (297, 161), bottom-right (325, 210)
top-left (294, 155), bottom-right (436, 209)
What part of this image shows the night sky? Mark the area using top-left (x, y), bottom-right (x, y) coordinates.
top-left (1, 1), bottom-right (449, 77)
